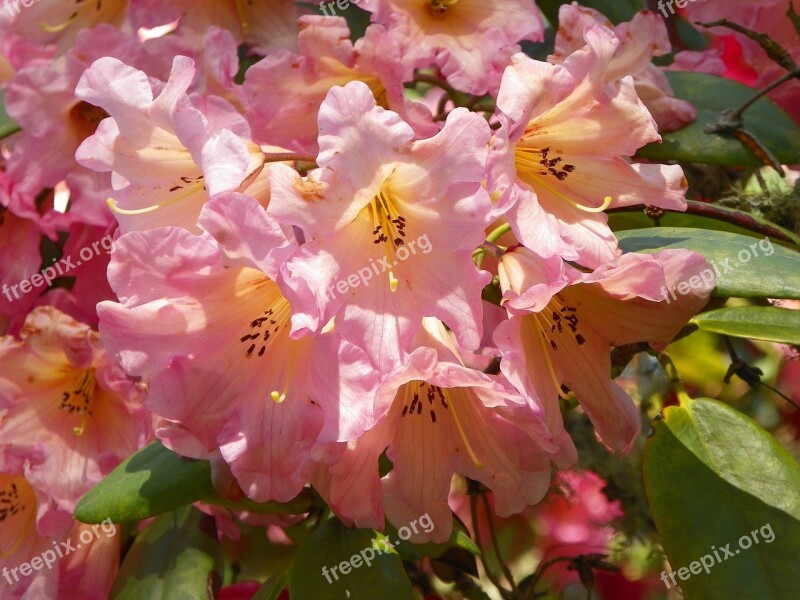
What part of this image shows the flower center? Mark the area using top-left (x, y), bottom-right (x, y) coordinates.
top-left (60, 369), bottom-right (95, 436)
top-left (514, 145), bottom-right (612, 213)
top-left (399, 381), bottom-right (484, 469)
top-left (0, 476), bottom-right (36, 559)
top-left (369, 186), bottom-right (407, 292)
top-left (426, 0), bottom-right (459, 18)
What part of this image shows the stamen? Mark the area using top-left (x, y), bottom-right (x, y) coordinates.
top-left (532, 313), bottom-right (572, 400)
top-left (106, 178), bottom-right (205, 216)
top-left (235, 0), bottom-right (250, 34)
top-left (40, 14), bottom-right (79, 33)
top-left (447, 389), bottom-right (484, 469)
top-left (369, 187), bottom-right (406, 292)
top-left (0, 479), bottom-right (35, 558)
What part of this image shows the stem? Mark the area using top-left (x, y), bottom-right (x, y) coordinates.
top-left (658, 353), bottom-right (692, 405)
top-left (728, 67), bottom-right (800, 122)
top-left (481, 493), bottom-right (518, 593)
top-left (470, 493), bottom-right (512, 598)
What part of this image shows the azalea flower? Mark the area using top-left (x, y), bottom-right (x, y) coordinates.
top-left (75, 54), bottom-right (269, 233)
top-left (269, 80), bottom-right (492, 371)
top-left (243, 16), bottom-right (437, 155)
top-left (355, 0), bottom-right (544, 95)
top-left (491, 26), bottom-right (688, 268)
top-left (98, 193), bottom-right (379, 502)
top-left (0, 307), bottom-right (149, 513)
top-left (494, 246), bottom-right (712, 451)
top-left (550, 3), bottom-right (696, 132)
top-left (314, 319), bottom-right (576, 541)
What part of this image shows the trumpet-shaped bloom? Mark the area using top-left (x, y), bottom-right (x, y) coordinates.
top-left (0, 307), bottom-right (149, 513)
top-left (76, 55), bottom-right (267, 233)
top-left (243, 16), bottom-right (437, 154)
top-left (98, 193), bottom-right (379, 503)
top-left (492, 26), bottom-right (688, 268)
top-left (355, 0), bottom-right (544, 95)
top-left (494, 246), bottom-right (712, 451)
top-left (314, 319), bottom-right (576, 541)
top-left (269, 81), bottom-right (492, 371)
top-left (551, 4), bottom-right (696, 132)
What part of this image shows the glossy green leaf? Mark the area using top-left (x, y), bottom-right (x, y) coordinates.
top-left (643, 397), bottom-right (800, 600)
top-left (536, 0), bottom-right (643, 25)
top-left (75, 442), bottom-right (216, 523)
top-left (110, 506), bottom-right (223, 599)
top-left (690, 306), bottom-right (800, 345)
top-left (0, 90), bottom-right (20, 139)
top-left (289, 517), bottom-right (415, 600)
top-left (637, 72), bottom-right (800, 166)
top-left (617, 227), bottom-right (800, 299)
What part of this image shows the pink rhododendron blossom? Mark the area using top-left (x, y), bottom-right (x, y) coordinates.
top-left (356, 0), bottom-right (544, 95)
top-left (551, 4), bottom-right (696, 132)
top-left (243, 16), bottom-right (437, 154)
top-left (270, 81), bottom-right (492, 371)
top-left (98, 193), bottom-right (379, 502)
top-left (494, 247), bottom-right (713, 451)
top-left (76, 54), bottom-right (269, 233)
top-left (492, 26), bottom-right (688, 268)
top-left (0, 307), bottom-right (149, 513)
top-left (314, 319), bottom-right (575, 541)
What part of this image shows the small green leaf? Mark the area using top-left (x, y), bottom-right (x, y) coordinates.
top-left (617, 227), bottom-right (800, 299)
top-left (691, 306), bottom-right (800, 345)
top-left (289, 517), bottom-right (415, 600)
top-left (0, 90), bottom-right (20, 139)
top-left (643, 397), bottom-right (800, 600)
top-left (636, 72), bottom-right (800, 166)
top-left (110, 506), bottom-right (223, 599)
top-left (75, 442), bottom-right (216, 524)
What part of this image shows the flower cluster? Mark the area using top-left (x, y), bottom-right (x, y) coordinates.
top-left (0, 2), bottom-right (716, 597)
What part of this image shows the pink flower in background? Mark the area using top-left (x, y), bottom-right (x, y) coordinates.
top-left (550, 4), bottom-right (696, 132)
top-left (491, 26), bottom-right (688, 269)
top-left (270, 81), bottom-right (492, 371)
top-left (243, 16), bottom-right (437, 155)
top-left (355, 0), bottom-right (544, 95)
top-left (495, 247), bottom-right (712, 451)
top-left (0, 307), bottom-right (149, 513)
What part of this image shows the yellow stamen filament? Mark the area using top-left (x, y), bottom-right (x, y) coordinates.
top-left (40, 14), bottom-right (78, 33)
top-left (106, 180), bottom-right (206, 216)
top-left (235, 0), bottom-right (250, 34)
top-left (447, 389), bottom-right (484, 469)
top-left (370, 188), bottom-right (406, 292)
top-left (267, 300), bottom-right (295, 404)
top-left (515, 148), bottom-right (613, 213)
top-left (531, 313), bottom-right (572, 400)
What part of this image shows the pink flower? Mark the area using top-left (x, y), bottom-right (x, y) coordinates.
top-left (269, 81), bottom-right (492, 370)
top-left (355, 0), bottom-right (544, 95)
top-left (98, 193), bottom-right (379, 503)
top-left (491, 26), bottom-right (688, 268)
top-left (494, 246), bottom-right (712, 451)
top-left (314, 319), bottom-right (576, 541)
top-left (243, 16), bottom-right (436, 154)
top-left (551, 4), bottom-right (696, 132)
top-left (75, 54), bottom-right (268, 233)
top-left (0, 307), bottom-right (149, 513)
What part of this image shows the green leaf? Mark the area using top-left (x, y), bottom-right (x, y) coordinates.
top-left (536, 0), bottom-right (643, 26)
top-left (616, 227), bottom-right (800, 299)
top-left (643, 397), bottom-right (800, 600)
top-left (252, 572), bottom-right (289, 600)
top-left (110, 506), bottom-right (223, 599)
top-left (691, 306), bottom-right (800, 345)
top-left (75, 442), bottom-right (216, 524)
top-left (289, 517), bottom-right (415, 600)
top-left (636, 72), bottom-right (800, 166)
top-left (0, 90), bottom-right (20, 139)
